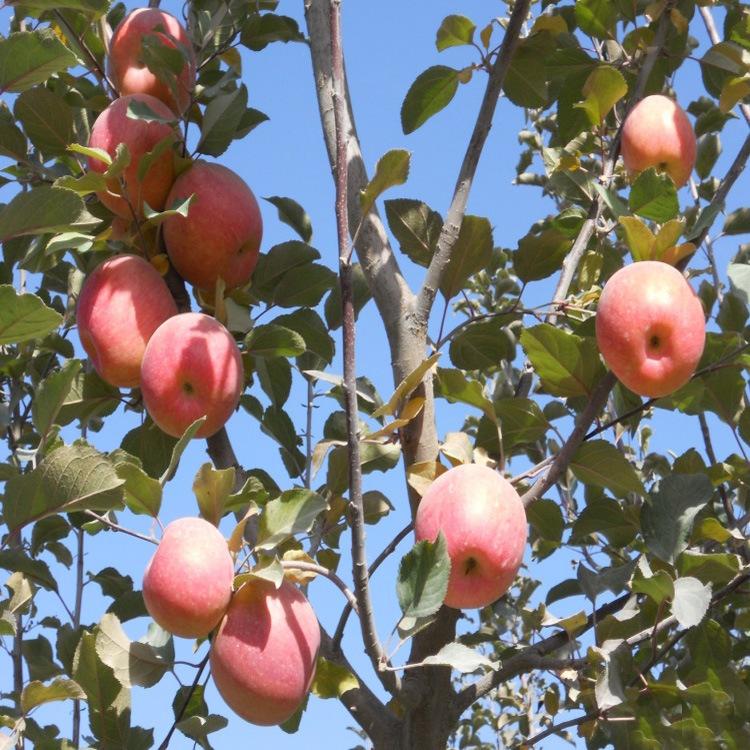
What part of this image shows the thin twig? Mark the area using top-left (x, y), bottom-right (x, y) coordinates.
top-left (521, 710), bottom-right (600, 748)
top-left (414, 0), bottom-right (533, 328)
top-left (72, 529), bottom-right (84, 746)
top-left (84, 511), bottom-right (158, 545)
top-left (329, 0), bottom-right (399, 697)
top-left (280, 560), bottom-right (358, 612)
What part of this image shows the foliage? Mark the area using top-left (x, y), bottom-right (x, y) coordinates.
top-left (1, 1), bottom-right (750, 749)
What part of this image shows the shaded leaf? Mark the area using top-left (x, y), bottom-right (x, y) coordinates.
top-left (397, 532), bottom-right (451, 619)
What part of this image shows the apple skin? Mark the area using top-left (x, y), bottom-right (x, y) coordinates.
top-left (163, 161), bottom-right (263, 291)
top-left (596, 261), bottom-right (706, 398)
top-left (210, 578), bottom-right (321, 726)
top-left (140, 312), bottom-right (243, 438)
top-left (142, 517), bottom-right (234, 639)
top-left (414, 463), bottom-right (527, 610)
top-left (88, 93), bottom-right (177, 219)
top-left (621, 94), bottom-right (696, 188)
top-left (109, 8), bottom-right (196, 115)
top-left (77, 254), bottom-right (178, 388)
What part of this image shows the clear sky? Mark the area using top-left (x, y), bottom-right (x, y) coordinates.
top-left (2, 1), bottom-right (749, 748)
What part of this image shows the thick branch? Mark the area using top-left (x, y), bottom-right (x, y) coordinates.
top-left (414, 0), bottom-right (532, 328)
top-left (329, 0), bottom-right (399, 698)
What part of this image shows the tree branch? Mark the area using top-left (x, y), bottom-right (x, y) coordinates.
top-left (328, 0), bottom-right (399, 699)
top-left (414, 0), bottom-right (532, 329)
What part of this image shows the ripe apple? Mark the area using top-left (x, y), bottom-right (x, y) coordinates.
top-left (414, 463), bottom-right (527, 609)
top-left (142, 517), bottom-right (234, 638)
top-left (88, 93), bottom-right (177, 219)
top-left (163, 161), bottom-right (263, 291)
top-left (596, 260), bottom-right (706, 398)
top-left (621, 94), bottom-right (696, 187)
top-left (210, 578), bottom-right (321, 726)
top-left (108, 8), bottom-right (196, 115)
top-left (77, 254), bottom-right (177, 388)
top-left (140, 312), bottom-right (243, 438)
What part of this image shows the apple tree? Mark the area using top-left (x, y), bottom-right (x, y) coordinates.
top-left (2, 0), bottom-right (750, 748)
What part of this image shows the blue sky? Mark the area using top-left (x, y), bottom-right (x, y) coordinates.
top-left (3, 1), bottom-right (750, 748)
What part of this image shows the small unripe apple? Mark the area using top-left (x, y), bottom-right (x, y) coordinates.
top-left (210, 579), bottom-right (321, 726)
top-left (414, 463), bottom-right (527, 609)
top-left (163, 161), bottom-right (263, 291)
top-left (142, 517), bottom-right (234, 638)
top-left (77, 254), bottom-right (177, 388)
top-left (109, 8), bottom-right (196, 115)
top-left (621, 94), bottom-right (696, 187)
top-left (596, 261), bottom-right (706, 398)
top-left (140, 312), bottom-right (243, 438)
top-left (88, 93), bottom-right (177, 219)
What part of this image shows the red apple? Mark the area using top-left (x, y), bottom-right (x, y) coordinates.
top-left (140, 312), bottom-right (243, 438)
top-left (210, 578), bottom-right (320, 726)
top-left (596, 260), bottom-right (706, 398)
top-left (109, 8), bottom-right (196, 115)
top-left (163, 161), bottom-right (263, 291)
top-left (143, 517), bottom-right (234, 638)
top-left (77, 254), bottom-right (177, 388)
top-left (621, 94), bottom-right (696, 188)
top-left (88, 93), bottom-right (177, 219)
top-left (414, 463), bottom-right (527, 609)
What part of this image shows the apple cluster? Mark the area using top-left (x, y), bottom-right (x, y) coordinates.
top-left (76, 8), bottom-right (263, 439)
top-left (143, 517), bottom-right (321, 726)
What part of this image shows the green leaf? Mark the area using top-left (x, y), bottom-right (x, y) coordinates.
top-left (142, 194), bottom-right (194, 227)
top-left (73, 631), bottom-right (134, 749)
top-left (14, 0), bottom-right (107, 15)
top-left (4, 444), bottom-right (124, 533)
top-left (310, 656), bottom-right (359, 699)
top-left (241, 13), bottom-right (305, 51)
top-left (619, 215), bottom-right (655, 262)
top-left (360, 149), bottom-right (410, 214)
top-left (671, 576), bottom-right (712, 629)
top-left (326, 441), bottom-right (401, 494)
top-left (727, 263), bottom-right (750, 306)
top-left (641, 473), bottom-right (714, 564)
top-left (401, 65), bottom-right (460, 134)
top-left (440, 215), bottom-right (493, 299)
top-left (159, 417), bottom-right (206, 485)
top-left (577, 559), bottom-right (638, 601)
top-left (0, 550), bottom-right (58, 591)
top-left (176, 715), bottom-right (228, 747)
top-left (0, 286), bottom-right (62, 345)
top-left (32, 360), bottom-right (82, 442)
top-left (515, 228), bottom-right (573, 283)
top-left (67, 142), bottom-right (112, 164)
top-left (0, 100), bottom-right (27, 160)
top-left (723, 210), bottom-right (750, 236)
top-left (436, 15), bottom-right (475, 51)
top-left (263, 196), bottom-right (312, 242)
top-left (0, 30), bottom-right (76, 93)
top-left (126, 97), bottom-right (176, 124)
top-left (434, 367), bottom-right (494, 419)
top-left (256, 489), bottom-right (327, 551)
top-left (520, 323), bottom-right (605, 398)
top-left (575, 65), bottom-right (627, 125)
top-left (115, 462), bottom-right (162, 517)
top-left (197, 85), bottom-right (248, 158)
top-left (250, 241), bottom-right (321, 295)
top-left (678, 551), bottom-right (741, 585)
top-left (527, 498), bottom-right (564, 547)
top-left (571, 499), bottom-right (637, 547)
top-left (120, 422), bottom-right (177, 479)
top-left (245, 324), bottom-right (306, 358)
top-left (631, 568), bottom-right (675, 605)
top-left (397, 532), bottom-right (451, 619)
top-left (21, 678), bottom-right (86, 713)
top-left (594, 643), bottom-right (628, 711)
top-left (384, 198), bottom-right (442, 267)
top-left (570, 440), bottom-right (644, 496)
top-left (495, 398), bottom-right (549, 451)
top-left (422, 642), bottom-right (497, 673)
top-left (575, 0), bottom-right (617, 39)
top-left (193, 462), bottom-right (235, 526)
top-left (273, 263), bottom-right (336, 307)
top-left (14, 86), bottom-right (74, 156)
top-left (324, 262), bottom-right (372, 330)
top-left (695, 133), bottom-right (721, 179)
top-left (629, 168), bottom-right (679, 223)
top-left (95, 614), bottom-right (172, 689)
top-left (503, 41), bottom-right (548, 108)
top-left (449, 319), bottom-right (513, 370)
top-left (0, 186), bottom-right (86, 242)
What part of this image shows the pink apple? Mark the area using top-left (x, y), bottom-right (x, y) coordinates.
top-left (140, 312), bottom-right (243, 438)
top-left (414, 463), bottom-right (527, 609)
top-left (143, 517), bottom-right (234, 638)
top-left (163, 161), bottom-right (263, 291)
top-left (596, 260), bottom-right (706, 398)
top-left (621, 94), bottom-right (696, 187)
top-left (109, 8), bottom-right (196, 115)
top-left (77, 254), bottom-right (177, 388)
top-left (88, 93), bottom-right (177, 219)
top-left (210, 579), bottom-right (321, 726)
